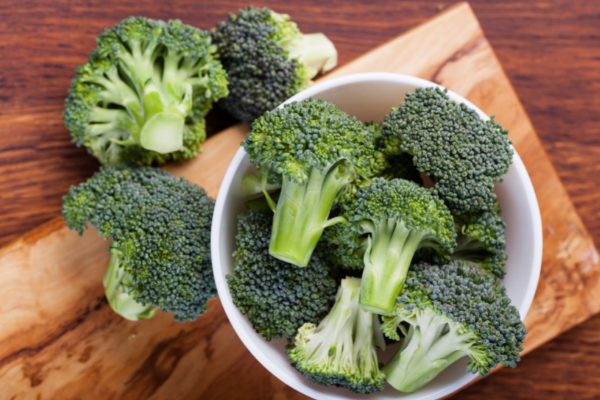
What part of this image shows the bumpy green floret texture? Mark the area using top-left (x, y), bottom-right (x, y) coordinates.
top-left (227, 210), bottom-right (338, 340)
top-left (62, 164), bottom-right (216, 322)
top-left (243, 99), bottom-right (382, 185)
top-left (383, 87), bottom-right (513, 213)
top-left (343, 178), bottom-right (456, 255)
top-left (211, 6), bottom-right (308, 124)
top-left (382, 262), bottom-right (526, 387)
top-left (64, 17), bottom-right (228, 165)
top-left (287, 277), bottom-right (386, 394)
top-left (452, 202), bottom-right (508, 278)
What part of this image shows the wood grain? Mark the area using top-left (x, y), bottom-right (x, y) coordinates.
top-left (1, 1), bottom-right (600, 399)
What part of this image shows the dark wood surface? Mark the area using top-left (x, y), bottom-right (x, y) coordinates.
top-left (1, 1), bottom-right (599, 398)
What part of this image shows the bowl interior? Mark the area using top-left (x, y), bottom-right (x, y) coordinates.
top-left (212, 73), bottom-right (542, 400)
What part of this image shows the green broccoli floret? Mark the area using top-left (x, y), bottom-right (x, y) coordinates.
top-left (452, 202), bottom-right (508, 278)
top-left (62, 164), bottom-right (215, 322)
top-left (242, 99), bottom-right (387, 267)
top-left (383, 87), bottom-right (513, 213)
top-left (287, 277), bottom-right (386, 394)
top-left (211, 6), bottom-right (337, 124)
top-left (381, 262), bottom-right (526, 393)
top-left (64, 17), bottom-right (228, 165)
top-left (227, 210), bottom-right (337, 341)
top-left (339, 178), bottom-right (456, 315)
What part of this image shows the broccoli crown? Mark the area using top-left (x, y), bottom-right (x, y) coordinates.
top-left (382, 262), bottom-right (526, 384)
top-left (243, 99), bottom-right (382, 186)
top-left (343, 178), bottom-right (456, 255)
top-left (452, 202), bottom-right (508, 278)
top-left (62, 164), bottom-right (215, 322)
top-left (383, 87), bottom-right (513, 213)
top-left (64, 16), bottom-right (228, 165)
top-left (227, 210), bottom-right (337, 340)
top-left (287, 277), bottom-right (386, 394)
top-left (211, 6), bottom-right (307, 124)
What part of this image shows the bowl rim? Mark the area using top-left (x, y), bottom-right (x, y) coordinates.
top-left (211, 72), bottom-right (543, 400)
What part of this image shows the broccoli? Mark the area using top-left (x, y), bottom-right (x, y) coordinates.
top-left (227, 210), bottom-right (337, 341)
top-left (211, 6), bottom-right (337, 124)
top-left (383, 87), bottom-right (513, 214)
top-left (336, 178), bottom-right (455, 315)
top-left (380, 262), bottom-right (526, 393)
top-left (242, 99), bottom-right (387, 266)
top-left (452, 202), bottom-right (508, 278)
top-left (321, 222), bottom-right (368, 270)
top-left (240, 167), bottom-right (281, 198)
top-left (287, 277), bottom-right (386, 394)
top-left (64, 17), bottom-right (228, 165)
top-left (62, 164), bottom-right (215, 322)
top-left (364, 121), bottom-right (422, 184)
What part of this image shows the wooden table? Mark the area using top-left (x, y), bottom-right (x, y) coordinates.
top-left (1, 1), bottom-right (599, 398)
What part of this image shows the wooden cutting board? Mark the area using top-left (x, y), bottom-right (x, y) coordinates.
top-left (1, 3), bottom-right (598, 399)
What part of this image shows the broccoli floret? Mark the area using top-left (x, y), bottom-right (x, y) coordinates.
top-left (227, 210), bottom-right (337, 341)
top-left (452, 202), bottom-right (508, 278)
top-left (62, 164), bottom-right (215, 322)
top-left (380, 262), bottom-right (526, 393)
top-left (287, 277), bottom-right (386, 394)
top-left (211, 6), bottom-right (337, 123)
top-left (339, 178), bottom-right (456, 315)
top-left (383, 87), bottom-right (513, 213)
top-left (242, 99), bottom-right (387, 266)
top-left (64, 17), bottom-right (228, 165)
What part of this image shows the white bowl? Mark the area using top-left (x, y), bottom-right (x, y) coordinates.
top-left (211, 73), bottom-right (543, 400)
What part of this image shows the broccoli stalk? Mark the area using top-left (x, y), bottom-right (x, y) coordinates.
top-left (381, 262), bottom-right (527, 393)
top-left (267, 10), bottom-right (337, 80)
top-left (287, 277), bottom-right (386, 394)
top-left (382, 304), bottom-right (485, 393)
top-left (359, 220), bottom-right (429, 315)
top-left (282, 32), bottom-right (337, 80)
top-left (243, 99), bottom-right (386, 266)
top-left (103, 253), bottom-right (156, 321)
top-left (269, 159), bottom-right (356, 266)
top-left (337, 178), bottom-right (456, 315)
top-left (240, 167), bottom-right (281, 198)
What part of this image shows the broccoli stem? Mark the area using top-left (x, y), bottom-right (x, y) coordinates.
top-left (359, 220), bottom-right (423, 315)
top-left (103, 253), bottom-right (156, 321)
top-left (241, 168), bottom-right (281, 198)
top-left (382, 309), bottom-right (474, 393)
top-left (269, 160), bottom-right (355, 266)
top-left (283, 33), bottom-right (338, 80)
top-left (292, 277), bottom-right (361, 365)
